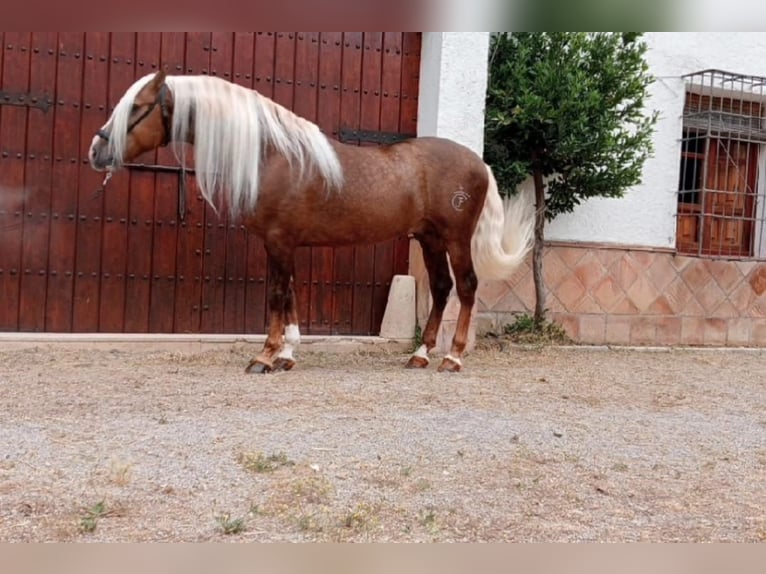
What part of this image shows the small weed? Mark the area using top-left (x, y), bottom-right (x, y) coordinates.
top-left (78, 500), bottom-right (109, 534)
top-left (400, 465), bottom-right (412, 477)
top-left (291, 476), bottom-right (333, 505)
top-left (297, 512), bottom-right (325, 533)
top-left (612, 462), bottom-right (629, 472)
top-left (413, 478), bottom-right (431, 492)
top-left (238, 451), bottom-right (295, 473)
top-left (342, 503), bottom-right (379, 532)
top-left (418, 507), bottom-right (438, 533)
top-left (109, 460), bottom-right (133, 486)
top-left (411, 324), bottom-right (424, 351)
top-left (215, 512), bottom-right (246, 535)
top-left (501, 313), bottom-right (571, 345)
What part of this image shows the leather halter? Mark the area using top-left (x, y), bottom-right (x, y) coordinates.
top-left (97, 83), bottom-right (171, 147)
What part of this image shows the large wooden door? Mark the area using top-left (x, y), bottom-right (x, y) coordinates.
top-left (0, 32), bottom-right (421, 334)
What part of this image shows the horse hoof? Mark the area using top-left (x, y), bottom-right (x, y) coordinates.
top-left (245, 360), bottom-right (273, 374)
top-left (405, 355), bottom-right (429, 369)
top-left (272, 357), bottom-right (296, 372)
top-left (437, 357), bottom-right (462, 373)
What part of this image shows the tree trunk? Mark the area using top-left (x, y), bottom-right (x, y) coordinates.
top-left (532, 167), bottom-right (546, 324)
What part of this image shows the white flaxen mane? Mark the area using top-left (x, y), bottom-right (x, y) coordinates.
top-left (104, 73), bottom-right (344, 217)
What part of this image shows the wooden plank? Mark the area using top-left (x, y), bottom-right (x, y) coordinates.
top-left (121, 33), bottom-right (161, 332)
top-left (368, 32), bottom-right (406, 333)
top-left (72, 32), bottom-right (109, 332)
top-left (147, 32), bottom-right (185, 333)
top-left (0, 33), bottom-right (31, 330)
top-left (332, 32), bottom-right (363, 335)
top-left (45, 33), bottom-right (85, 331)
top-left (18, 32), bottom-right (57, 331)
top-left (272, 32), bottom-right (314, 332)
top-left (243, 32), bottom-right (277, 334)
top-left (308, 32), bottom-right (342, 335)
top-left (222, 32), bottom-right (255, 333)
top-left (352, 32), bottom-right (384, 335)
top-left (394, 33), bottom-right (421, 278)
top-left (199, 32), bottom-right (233, 333)
top-left (96, 34), bottom-right (131, 331)
top-left (172, 32), bottom-right (209, 332)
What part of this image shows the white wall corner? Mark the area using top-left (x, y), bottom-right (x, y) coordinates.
top-left (417, 32), bottom-right (491, 156)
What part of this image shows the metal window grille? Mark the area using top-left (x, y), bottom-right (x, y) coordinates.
top-left (677, 69), bottom-right (766, 259)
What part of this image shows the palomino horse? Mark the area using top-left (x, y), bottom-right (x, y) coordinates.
top-left (89, 71), bottom-right (533, 373)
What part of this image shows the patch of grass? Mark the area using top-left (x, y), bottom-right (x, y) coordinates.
top-left (215, 512), bottom-right (246, 535)
top-left (501, 313), bottom-right (571, 345)
top-left (400, 465), bottom-right (413, 477)
top-left (411, 324), bottom-right (424, 351)
top-left (418, 506), bottom-right (438, 534)
top-left (291, 476), bottom-right (333, 505)
top-left (238, 451), bottom-right (295, 474)
top-left (109, 460), bottom-right (133, 486)
top-left (78, 500), bottom-right (109, 534)
top-left (341, 502), bottom-right (379, 533)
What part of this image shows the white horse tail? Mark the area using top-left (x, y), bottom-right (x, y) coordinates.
top-left (471, 164), bottom-right (535, 281)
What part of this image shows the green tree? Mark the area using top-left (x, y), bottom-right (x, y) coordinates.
top-left (485, 32), bottom-right (658, 325)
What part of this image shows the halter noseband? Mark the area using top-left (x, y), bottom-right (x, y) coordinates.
top-left (97, 83), bottom-right (171, 147)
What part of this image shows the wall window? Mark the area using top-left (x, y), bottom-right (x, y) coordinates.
top-left (677, 70), bottom-right (766, 258)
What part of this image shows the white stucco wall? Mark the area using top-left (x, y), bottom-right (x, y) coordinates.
top-left (546, 32), bottom-right (766, 248)
top-left (417, 32), bottom-right (490, 156)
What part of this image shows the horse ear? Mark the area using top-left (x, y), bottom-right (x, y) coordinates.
top-left (151, 69), bottom-right (167, 90)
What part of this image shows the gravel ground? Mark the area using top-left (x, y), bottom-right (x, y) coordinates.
top-left (0, 342), bottom-right (764, 542)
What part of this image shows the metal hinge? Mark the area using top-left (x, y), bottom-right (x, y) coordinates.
top-left (125, 162), bottom-right (195, 221)
top-left (0, 90), bottom-right (53, 113)
top-left (339, 128), bottom-right (415, 145)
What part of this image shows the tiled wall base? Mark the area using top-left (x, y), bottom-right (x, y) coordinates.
top-left (473, 244), bottom-right (766, 347)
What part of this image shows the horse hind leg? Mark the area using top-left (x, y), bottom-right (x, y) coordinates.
top-left (272, 277), bottom-right (299, 372)
top-left (437, 240), bottom-right (477, 373)
top-left (406, 235), bottom-right (453, 369)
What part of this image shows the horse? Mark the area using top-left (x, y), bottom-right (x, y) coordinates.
top-left (88, 70), bottom-right (534, 374)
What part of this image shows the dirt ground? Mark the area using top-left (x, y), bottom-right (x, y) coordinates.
top-left (0, 341), bottom-right (765, 542)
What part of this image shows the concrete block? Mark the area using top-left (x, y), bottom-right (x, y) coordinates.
top-left (379, 275), bottom-right (417, 339)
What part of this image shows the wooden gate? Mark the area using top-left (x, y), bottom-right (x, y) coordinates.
top-left (0, 32), bottom-right (420, 335)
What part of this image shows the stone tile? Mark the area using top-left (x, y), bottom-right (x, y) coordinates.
top-left (629, 251), bottom-right (655, 270)
top-left (704, 259), bottom-right (743, 294)
top-left (556, 246), bottom-right (587, 269)
top-left (736, 260), bottom-right (758, 278)
top-left (630, 317), bottom-right (657, 345)
top-left (579, 314), bottom-right (606, 344)
top-left (626, 276), bottom-right (659, 313)
top-left (703, 318), bottom-right (727, 345)
top-left (477, 279), bottom-right (509, 310)
top-left (605, 316), bottom-right (632, 345)
top-left (751, 319), bottom-right (766, 345)
top-left (542, 249), bottom-right (571, 291)
top-left (507, 262), bottom-right (531, 289)
top-left (656, 317), bottom-right (682, 346)
top-left (512, 272), bottom-right (537, 310)
top-left (728, 281), bottom-right (755, 314)
top-left (681, 260), bottom-right (712, 293)
top-left (695, 280), bottom-right (726, 315)
top-left (591, 276), bottom-right (625, 313)
top-left (647, 295), bottom-right (674, 315)
top-left (551, 313), bottom-right (579, 341)
top-left (710, 300), bottom-right (738, 319)
top-left (664, 278), bottom-right (694, 314)
top-left (554, 276), bottom-right (586, 311)
top-left (748, 264), bottom-right (766, 296)
top-left (670, 254), bottom-right (694, 272)
top-left (490, 290), bottom-right (523, 313)
top-left (594, 248), bottom-right (624, 269)
top-left (681, 317), bottom-right (705, 345)
top-left (646, 255), bottom-right (677, 293)
top-left (573, 252), bottom-right (607, 291)
top-left (611, 297), bottom-right (640, 315)
top-left (727, 318), bottom-right (751, 346)
top-left (610, 255), bottom-right (641, 291)
top-left (680, 297), bottom-right (705, 318)
top-left (572, 294), bottom-right (603, 314)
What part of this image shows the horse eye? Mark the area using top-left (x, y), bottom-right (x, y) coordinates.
top-left (131, 104), bottom-right (139, 113)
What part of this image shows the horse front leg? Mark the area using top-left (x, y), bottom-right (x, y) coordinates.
top-left (245, 252), bottom-right (293, 374)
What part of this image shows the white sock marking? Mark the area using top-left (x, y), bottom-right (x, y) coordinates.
top-left (279, 324), bottom-right (301, 360)
top-left (444, 354), bottom-right (462, 367)
top-left (413, 344), bottom-right (429, 361)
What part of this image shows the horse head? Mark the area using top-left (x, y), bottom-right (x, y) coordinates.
top-left (89, 70), bottom-right (171, 172)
